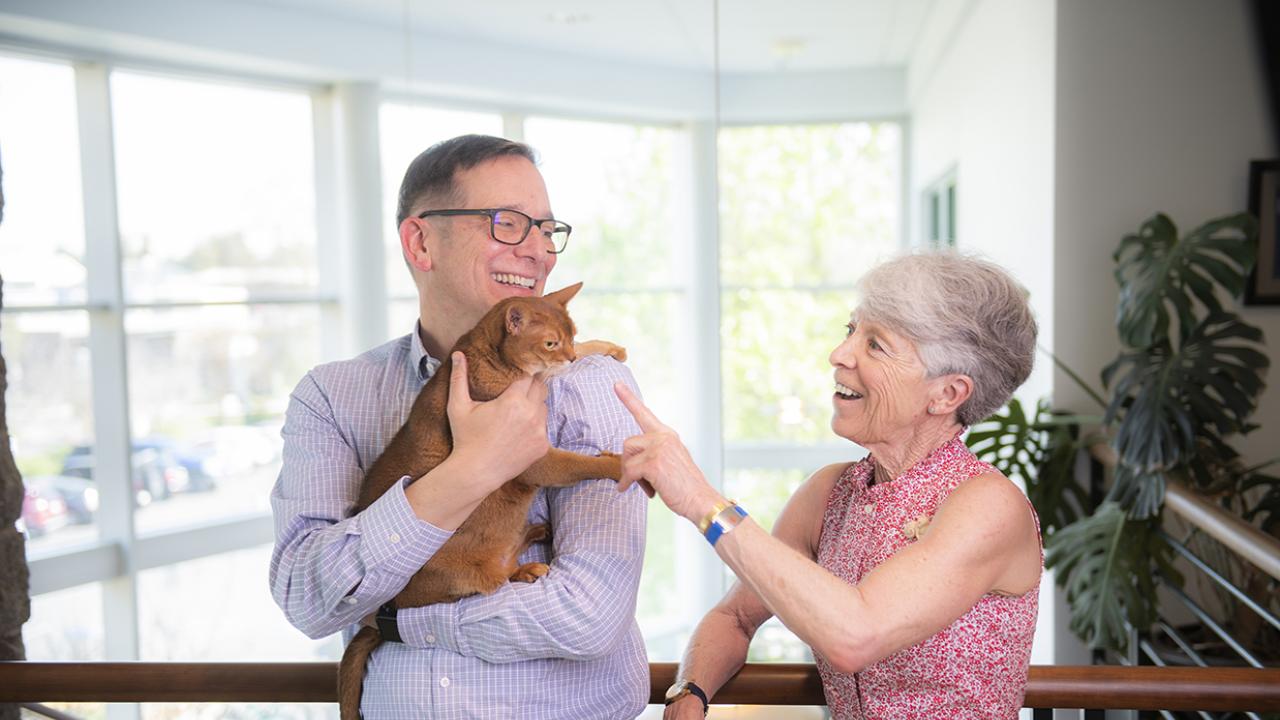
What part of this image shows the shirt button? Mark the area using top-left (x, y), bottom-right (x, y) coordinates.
top-left (863, 504), bottom-right (874, 514)
top-left (344, 597), bottom-right (358, 605)
top-left (439, 677), bottom-right (450, 688)
top-left (388, 532), bottom-right (401, 544)
top-left (424, 633), bottom-right (436, 644)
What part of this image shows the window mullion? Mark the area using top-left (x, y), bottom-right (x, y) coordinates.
top-left (74, 59), bottom-right (142, 698)
top-left (333, 83), bottom-right (388, 353)
top-left (684, 120), bottom-right (727, 611)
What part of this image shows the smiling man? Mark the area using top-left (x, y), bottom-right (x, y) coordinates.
top-left (269, 135), bottom-right (649, 719)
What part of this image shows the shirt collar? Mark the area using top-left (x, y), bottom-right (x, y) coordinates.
top-left (409, 322), bottom-right (442, 382)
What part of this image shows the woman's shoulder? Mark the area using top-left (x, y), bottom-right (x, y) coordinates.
top-left (934, 471), bottom-right (1037, 553)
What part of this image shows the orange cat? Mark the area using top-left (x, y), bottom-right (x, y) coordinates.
top-left (337, 282), bottom-right (625, 720)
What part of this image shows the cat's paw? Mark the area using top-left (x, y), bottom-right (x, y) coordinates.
top-left (510, 562), bottom-right (551, 583)
top-left (574, 340), bottom-right (627, 363)
top-left (523, 522), bottom-right (551, 544)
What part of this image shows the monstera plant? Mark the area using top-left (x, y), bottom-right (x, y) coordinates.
top-left (967, 212), bottom-right (1277, 654)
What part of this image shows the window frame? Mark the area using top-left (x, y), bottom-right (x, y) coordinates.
top-left (6, 43), bottom-right (909, 700)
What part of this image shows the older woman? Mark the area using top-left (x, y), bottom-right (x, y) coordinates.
top-left (614, 252), bottom-right (1042, 719)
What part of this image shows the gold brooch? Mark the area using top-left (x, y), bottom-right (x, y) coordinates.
top-left (901, 514), bottom-right (931, 541)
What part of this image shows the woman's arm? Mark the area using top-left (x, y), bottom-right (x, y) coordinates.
top-left (713, 472), bottom-right (1036, 673)
top-left (614, 382), bottom-right (1039, 675)
top-left (665, 463), bottom-right (840, 718)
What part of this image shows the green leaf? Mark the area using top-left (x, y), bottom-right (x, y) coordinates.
top-left (1046, 504), bottom-right (1176, 652)
top-left (1105, 465), bottom-right (1166, 519)
top-left (1113, 212), bottom-right (1257, 348)
top-left (966, 398), bottom-right (1097, 537)
top-left (1102, 312), bottom-right (1269, 474)
top-left (1240, 467), bottom-right (1280, 537)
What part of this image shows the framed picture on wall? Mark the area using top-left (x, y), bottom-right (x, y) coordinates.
top-left (1247, 160), bottom-right (1280, 304)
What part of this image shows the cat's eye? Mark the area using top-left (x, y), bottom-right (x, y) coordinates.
top-left (544, 340), bottom-right (558, 350)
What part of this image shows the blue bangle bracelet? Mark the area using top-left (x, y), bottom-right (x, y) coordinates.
top-left (704, 504), bottom-right (749, 546)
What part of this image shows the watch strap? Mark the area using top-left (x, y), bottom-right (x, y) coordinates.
top-left (376, 601), bottom-right (403, 643)
top-left (686, 680), bottom-right (709, 715)
top-left (704, 504), bottom-right (749, 546)
top-left (664, 680), bottom-right (710, 715)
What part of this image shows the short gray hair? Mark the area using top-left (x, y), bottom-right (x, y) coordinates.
top-left (855, 251), bottom-right (1037, 426)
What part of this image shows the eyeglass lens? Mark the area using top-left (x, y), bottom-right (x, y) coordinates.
top-left (492, 209), bottom-right (569, 253)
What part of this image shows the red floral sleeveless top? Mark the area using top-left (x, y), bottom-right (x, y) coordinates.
top-left (815, 436), bottom-right (1041, 719)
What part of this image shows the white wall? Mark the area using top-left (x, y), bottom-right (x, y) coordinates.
top-left (906, 0), bottom-right (1059, 665)
top-left (1052, 0), bottom-right (1280, 665)
top-left (1054, 0), bottom-right (1280, 471)
top-left (907, 0), bottom-right (1056, 406)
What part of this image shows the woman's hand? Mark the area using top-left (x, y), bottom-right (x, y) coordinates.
top-left (446, 352), bottom-right (550, 492)
top-left (614, 382), bottom-right (723, 524)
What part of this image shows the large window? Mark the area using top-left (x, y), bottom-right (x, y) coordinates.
top-left (7, 46), bottom-right (903, 719)
top-left (108, 71), bottom-right (323, 533)
top-left (0, 55), bottom-right (86, 307)
top-left (719, 121), bottom-right (903, 660)
top-left (4, 57), bottom-right (332, 697)
top-left (720, 122), bottom-right (902, 445)
top-left (0, 55), bottom-right (97, 556)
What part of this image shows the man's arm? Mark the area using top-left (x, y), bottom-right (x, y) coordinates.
top-left (396, 356), bottom-right (647, 662)
top-left (269, 370), bottom-right (456, 639)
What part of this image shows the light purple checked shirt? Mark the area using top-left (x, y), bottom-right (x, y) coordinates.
top-left (269, 327), bottom-right (649, 719)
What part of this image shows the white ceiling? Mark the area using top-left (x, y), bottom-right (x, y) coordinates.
top-left (232, 0), bottom-right (935, 73)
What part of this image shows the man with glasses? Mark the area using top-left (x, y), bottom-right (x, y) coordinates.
top-left (270, 135), bottom-right (648, 719)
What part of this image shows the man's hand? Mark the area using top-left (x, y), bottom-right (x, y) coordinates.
top-left (446, 352), bottom-right (550, 492)
top-left (663, 695), bottom-right (706, 719)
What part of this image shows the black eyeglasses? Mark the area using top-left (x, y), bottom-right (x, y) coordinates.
top-left (418, 208), bottom-right (572, 254)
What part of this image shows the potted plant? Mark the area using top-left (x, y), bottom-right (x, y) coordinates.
top-left (967, 212), bottom-right (1278, 655)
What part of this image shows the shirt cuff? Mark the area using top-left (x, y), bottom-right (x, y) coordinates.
top-left (356, 475), bottom-right (454, 578)
top-left (397, 596), bottom-right (468, 653)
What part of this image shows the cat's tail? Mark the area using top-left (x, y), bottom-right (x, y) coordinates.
top-left (337, 625), bottom-right (383, 720)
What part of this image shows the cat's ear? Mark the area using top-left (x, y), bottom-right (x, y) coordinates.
top-left (543, 282), bottom-right (583, 307)
top-left (505, 306), bottom-right (526, 334)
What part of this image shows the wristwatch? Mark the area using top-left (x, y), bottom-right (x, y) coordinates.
top-left (376, 601), bottom-right (402, 643)
top-left (663, 679), bottom-right (709, 715)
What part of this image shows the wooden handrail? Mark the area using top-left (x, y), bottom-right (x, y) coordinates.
top-left (1, 662), bottom-right (1279, 711)
top-left (1090, 444), bottom-right (1280, 582)
top-left (1164, 481), bottom-right (1280, 582)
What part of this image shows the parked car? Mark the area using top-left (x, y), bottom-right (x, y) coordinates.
top-left (60, 443), bottom-right (190, 507)
top-left (20, 481), bottom-right (71, 538)
top-left (25, 474), bottom-right (98, 525)
top-left (134, 437), bottom-right (217, 492)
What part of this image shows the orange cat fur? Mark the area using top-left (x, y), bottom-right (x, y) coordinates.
top-left (337, 282), bottom-right (625, 719)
